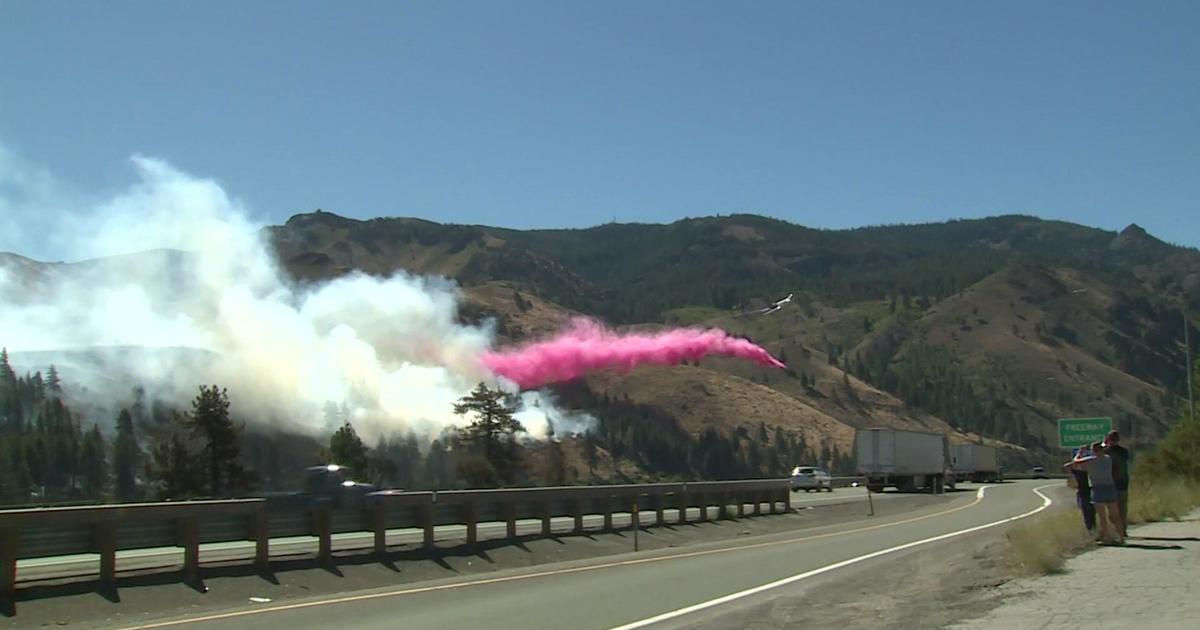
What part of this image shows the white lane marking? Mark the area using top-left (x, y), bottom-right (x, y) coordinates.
top-left (608, 483), bottom-right (1056, 630)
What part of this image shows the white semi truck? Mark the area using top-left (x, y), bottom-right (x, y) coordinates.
top-left (951, 443), bottom-right (1001, 483)
top-left (855, 428), bottom-right (955, 493)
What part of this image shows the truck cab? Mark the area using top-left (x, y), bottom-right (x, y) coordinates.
top-left (301, 464), bottom-right (378, 508)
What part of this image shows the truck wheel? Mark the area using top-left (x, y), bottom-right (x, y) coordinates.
top-left (825, 484), bottom-right (834, 492)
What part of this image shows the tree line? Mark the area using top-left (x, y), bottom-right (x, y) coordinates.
top-left (2, 349), bottom-right (850, 506)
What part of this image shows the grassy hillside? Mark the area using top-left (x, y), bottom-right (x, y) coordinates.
top-left (269, 211), bottom-right (1200, 472)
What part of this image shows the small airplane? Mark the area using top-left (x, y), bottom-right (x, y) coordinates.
top-left (757, 293), bottom-right (793, 315)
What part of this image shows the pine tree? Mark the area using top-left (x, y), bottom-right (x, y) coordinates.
top-left (425, 439), bottom-right (451, 488)
top-left (452, 383), bottom-right (526, 485)
top-left (1, 347), bottom-right (16, 396)
top-left (46, 365), bottom-right (62, 396)
top-left (113, 408), bottom-right (142, 501)
top-left (182, 385), bottom-right (249, 497)
top-left (146, 432), bottom-right (204, 499)
top-left (80, 424), bottom-right (107, 499)
top-left (329, 422), bottom-right (369, 476)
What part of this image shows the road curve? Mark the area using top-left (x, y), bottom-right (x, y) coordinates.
top-left (107, 480), bottom-right (1058, 630)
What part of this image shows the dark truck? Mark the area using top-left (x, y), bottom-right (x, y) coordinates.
top-left (264, 464), bottom-right (379, 509)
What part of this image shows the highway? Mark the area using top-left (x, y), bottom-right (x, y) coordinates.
top-left (97, 481), bottom-right (1058, 630)
top-left (16, 487), bottom-right (899, 583)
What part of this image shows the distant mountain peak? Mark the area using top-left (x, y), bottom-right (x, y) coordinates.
top-left (1112, 222), bottom-right (1165, 251)
top-left (284, 210), bottom-right (360, 229)
top-left (1120, 223), bottom-right (1148, 238)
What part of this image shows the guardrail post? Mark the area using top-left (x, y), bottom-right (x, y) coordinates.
top-left (653, 493), bottom-right (665, 527)
top-left (717, 492), bottom-right (729, 520)
top-left (178, 517), bottom-right (200, 581)
top-left (540, 499), bottom-right (552, 536)
top-left (370, 501), bottom-right (388, 556)
top-left (463, 501), bottom-right (478, 545)
top-left (602, 495), bottom-right (614, 531)
top-left (252, 508), bottom-right (270, 569)
top-left (420, 501), bottom-right (435, 549)
top-left (313, 504), bottom-right (332, 563)
top-left (1, 526), bottom-right (16, 603)
top-left (95, 520), bottom-right (117, 587)
top-left (753, 491), bottom-right (764, 516)
top-left (504, 501), bottom-right (517, 539)
top-left (677, 487), bottom-right (688, 524)
top-left (698, 493), bottom-right (709, 522)
top-left (783, 485), bottom-right (792, 511)
top-left (572, 498), bottom-right (584, 534)
top-left (736, 491), bottom-right (746, 518)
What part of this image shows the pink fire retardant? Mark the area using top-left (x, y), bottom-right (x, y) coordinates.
top-left (482, 318), bottom-right (786, 390)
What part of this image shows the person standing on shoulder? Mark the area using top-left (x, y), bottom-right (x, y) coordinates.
top-left (1063, 445), bottom-right (1097, 538)
top-left (1104, 430), bottom-right (1131, 538)
top-left (1070, 441), bottom-right (1124, 545)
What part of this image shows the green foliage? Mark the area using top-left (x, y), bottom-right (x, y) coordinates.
top-left (329, 422), bottom-right (369, 477)
top-left (455, 454), bottom-right (500, 488)
top-left (453, 383), bottom-right (526, 486)
top-left (80, 424), bottom-right (107, 499)
top-left (112, 408), bottom-right (142, 501)
top-left (180, 385), bottom-right (251, 497)
top-left (0, 350), bottom-right (98, 504)
top-left (1134, 416), bottom-right (1200, 483)
top-left (145, 432), bottom-right (205, 500)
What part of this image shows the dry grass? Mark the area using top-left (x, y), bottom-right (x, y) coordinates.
top-left (1127, 480), bottom-right (1200, 525)
top-left (1006, 507), bottom-right (1093, 575)
top-left (1007, 479), bottom-right (1200, 576)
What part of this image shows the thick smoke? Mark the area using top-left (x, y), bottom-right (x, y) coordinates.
top-left (0, 151), bottom-right (584, 441)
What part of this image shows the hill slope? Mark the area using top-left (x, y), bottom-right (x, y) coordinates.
top-left (268, 212), bottom-right (1200, 470)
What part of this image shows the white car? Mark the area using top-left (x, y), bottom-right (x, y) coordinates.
top-left (790, 466), bottom-right (833, 492)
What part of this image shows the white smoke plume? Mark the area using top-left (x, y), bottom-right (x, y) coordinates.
top-left (0, 149), bottom-right (589, 441)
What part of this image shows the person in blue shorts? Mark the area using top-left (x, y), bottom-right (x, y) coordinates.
top-left (1070, 441), bottom-right (1124, 545)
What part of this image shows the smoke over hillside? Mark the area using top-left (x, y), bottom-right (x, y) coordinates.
top-left (0, 151), bottom-right (584, 441)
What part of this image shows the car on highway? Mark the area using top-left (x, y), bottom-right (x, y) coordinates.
top-left (790, 465), bottom-right (833, 492)
top-left (1030, 466), bottom-right (1047, 479)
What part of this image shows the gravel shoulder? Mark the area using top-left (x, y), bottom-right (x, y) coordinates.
top-left (948, 508), bottom-right (1200, 630)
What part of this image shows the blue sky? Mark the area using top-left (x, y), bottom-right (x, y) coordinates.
top-left (2, 0), bottom-right (1198, 255)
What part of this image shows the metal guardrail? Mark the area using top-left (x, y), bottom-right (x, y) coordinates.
top-left (0, 479), bottom-right (790, 600)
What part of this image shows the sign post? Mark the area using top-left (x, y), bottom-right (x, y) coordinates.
top-left (1057, 417), bottom-right (1112, 449)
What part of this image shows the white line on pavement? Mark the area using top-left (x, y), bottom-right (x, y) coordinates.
top-left (607, 484), bottom-right (1057, 630)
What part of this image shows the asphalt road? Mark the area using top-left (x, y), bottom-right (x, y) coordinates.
top-left (103, 481), bottom-right (1056, 630)
top-left (16, 487), bottom-right (900, 583)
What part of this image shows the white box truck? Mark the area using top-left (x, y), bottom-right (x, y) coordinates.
top-left (855, 428), bottom-right (955, 493)
top-left (951, 443), bottom-right (1001, 483)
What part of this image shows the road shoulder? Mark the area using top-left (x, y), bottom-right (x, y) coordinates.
top-left (947, 508), bottom-right (1200, 630)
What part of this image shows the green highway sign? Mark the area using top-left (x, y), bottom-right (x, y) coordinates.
top-left (1058, 417), bottom-right (1112, 449)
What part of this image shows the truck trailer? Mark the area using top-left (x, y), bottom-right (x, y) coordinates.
top-left (951, 443), bottom-right (1001, 483)
top-left (855, 428), bottom-right (954, 493)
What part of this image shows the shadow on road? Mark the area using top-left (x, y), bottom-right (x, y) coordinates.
top-left (1128, 536), bottom-right (1200, 542)
top-left (1111, 543), bottom-right (1184, 550)
top-left (1, 531), bottom-right (574, 617)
